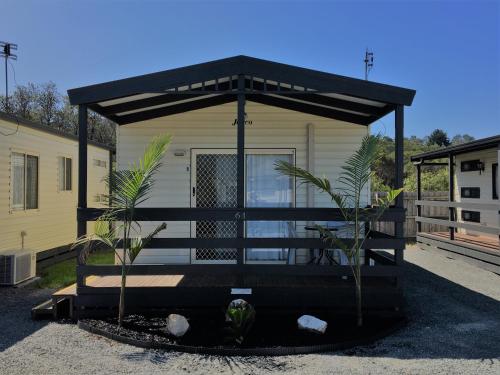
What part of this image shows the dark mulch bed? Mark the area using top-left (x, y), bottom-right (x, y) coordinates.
top-left (80, 310), bottom-right (405, 355)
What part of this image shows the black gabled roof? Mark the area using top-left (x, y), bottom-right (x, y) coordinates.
top-left (67, 55), bottom-right (416, 126)
top-left (411, 135), bottom-right (500, 161)
top-left (0, 111), bottom-right (114, 151)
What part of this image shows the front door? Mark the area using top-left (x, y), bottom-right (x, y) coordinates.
top-left (191, 149), bottom-right (294, 264)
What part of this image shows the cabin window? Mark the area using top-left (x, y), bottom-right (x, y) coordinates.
top-left (461, 159), bottom-right (483, 172)
top-left (461, 210), bottom-right (480, 223)
top-left (58, 157), bottom-right (72, 191)
top-left (11, 152), bottom-right (39, 210)
top-left (493, 163), bottom-right (498, 200)
top-left (460, 187), bottom-right (480, 199)
top-left (93, 159), bottom-right (107, 168)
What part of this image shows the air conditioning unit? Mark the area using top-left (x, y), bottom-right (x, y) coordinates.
top-left (0, 250), bottom-right (36, 285)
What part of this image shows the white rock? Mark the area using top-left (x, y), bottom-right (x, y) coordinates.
top-left (165, 314), bottom-right (190, 337)
top-left (297, 315), bottom-right (328, 334)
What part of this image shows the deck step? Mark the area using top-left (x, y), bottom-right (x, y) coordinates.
top-left (31, 299), bottom-right (54, 320)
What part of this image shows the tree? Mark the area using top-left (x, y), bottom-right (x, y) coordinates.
top-left (276, 136), bottom-right (402, 326)
top-left (451, 134), bottom-right (475, 145)
top-left (74, 134), bottom-right (171, 326)
top-left (427, 129), bottom-right (450, 147)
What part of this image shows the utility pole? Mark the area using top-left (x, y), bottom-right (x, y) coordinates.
top-left (364, 48), bottom-right (374, 80)
top-left (0, 41), bottom-right (18, 112)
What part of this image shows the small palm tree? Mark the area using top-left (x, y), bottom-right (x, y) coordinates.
top-left (275, 135), bottom-right (402, 327)
top-left (74, 134), bottom-right (171, 326)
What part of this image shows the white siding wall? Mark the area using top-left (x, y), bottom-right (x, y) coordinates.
top-left (117, 102), bottom-right (369, 264)
top-left (454, 148), bottom-right (500, 237)
top-left (0, 117), bottom-right (110, 253)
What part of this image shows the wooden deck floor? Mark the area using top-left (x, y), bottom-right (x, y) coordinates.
top-left (425, 232), bottom-right (499, 252)
top-left (53, 273), bottom-right (394, 298)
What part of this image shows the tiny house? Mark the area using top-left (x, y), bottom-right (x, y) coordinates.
top-left (66, 56), bottom-right (415, 317)
top-left (0, 111), bottom-right (112, 280)
top-left (412, 136), bottom-right (500, 274)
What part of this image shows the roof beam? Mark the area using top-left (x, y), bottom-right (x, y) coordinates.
top-left (246, 94), bottom-right (370, 125)
top-left (115, 94), bottom-right (236, 125)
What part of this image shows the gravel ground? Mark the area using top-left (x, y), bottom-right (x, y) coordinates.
top-left (1, 246), bottom-right (499, 375)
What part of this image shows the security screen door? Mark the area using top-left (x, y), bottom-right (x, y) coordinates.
top-left (191, 149), bottom-right (294, 264)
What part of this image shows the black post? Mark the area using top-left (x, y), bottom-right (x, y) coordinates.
top-left (236, 75), bottom-right (245, 266)
top-left (416, 163), bottom-right (422, 232)
top-left (394, 105), bottom-right (404, 268)
top-left (448, 154), bottom-right (455, 240)
top-left (77, 104), bottom-right (88, 284)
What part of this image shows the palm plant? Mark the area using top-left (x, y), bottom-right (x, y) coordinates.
top-left (275, 135), bottom-right (402, 327)
top-left (74, 134), bottom-right (171, 326)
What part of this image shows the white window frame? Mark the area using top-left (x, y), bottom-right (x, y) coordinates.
top-left (10, 151), bottom-right (40, 212)
top-left (58, 156), bottom-right (73, 192)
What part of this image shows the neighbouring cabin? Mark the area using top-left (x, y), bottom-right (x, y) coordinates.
top-left (66, 55), bottom-right (415, 318)
top-left (0, 111), bottom-right (113, 280)
top-left (411, 136), bottom-right (500, 274)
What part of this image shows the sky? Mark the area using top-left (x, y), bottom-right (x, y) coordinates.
top-left (1, 0), bottom-right (499, 139)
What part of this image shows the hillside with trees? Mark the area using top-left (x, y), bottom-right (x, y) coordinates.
top-left (0, 82), bottom-right (115, 146)
top-left (372, 130), bottom-right (475, 193)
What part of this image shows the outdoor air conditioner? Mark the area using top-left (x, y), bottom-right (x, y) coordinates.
top-left (0, 250), bottom-right (36, 285)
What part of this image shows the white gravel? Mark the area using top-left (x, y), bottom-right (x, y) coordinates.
top-left (1, 246), bottom-right (499, 375)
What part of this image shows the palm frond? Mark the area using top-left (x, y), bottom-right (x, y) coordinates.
top-left (128, 222), bottom-right (167, 264)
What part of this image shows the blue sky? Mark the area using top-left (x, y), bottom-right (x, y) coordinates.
top-left (1, 0), bottom-right (499, 138)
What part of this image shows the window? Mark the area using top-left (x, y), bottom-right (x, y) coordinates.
top-left (93, 159), bottom-right (107, 168)
top-left (11, 152), bottom-right (39, 210)
top-left (58, 157), bottom-right (72, 191)
top-left (461, 159), bottom-right (483, 172)
top-left (460, 187), bottom-right (480, 199)
top-left (462, 210), bottom-right (480, 223)
top-left (493, 163), bottom-right (498, 200)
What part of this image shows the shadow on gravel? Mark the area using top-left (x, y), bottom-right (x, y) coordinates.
top-left (0, 287), bottom-right (53, 352)
top-left (328, 259), bottom-right (500, 361)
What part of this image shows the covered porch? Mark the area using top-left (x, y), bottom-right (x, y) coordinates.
top-left (67, 56), bottom-right (415, 318)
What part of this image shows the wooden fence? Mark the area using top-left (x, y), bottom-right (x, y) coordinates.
top-left (372, 191), bottom-right (448, 239)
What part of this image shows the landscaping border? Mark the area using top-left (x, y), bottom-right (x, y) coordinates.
top-left (78, 318), bottom-right (407, 356)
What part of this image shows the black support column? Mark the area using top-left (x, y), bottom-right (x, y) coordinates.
top-left (416, 163), bottom-right (422, 232)
top-left (77, 104), bottom-right (88, 288)
top-left (394, 105), bottom-right (405, 268)
top-left (448, 154), bottom-right (455, 240)
top-left (236, 75), bottom-right (245, 266)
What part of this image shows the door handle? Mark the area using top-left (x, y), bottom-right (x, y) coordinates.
top-left (192, 186), bottom-right (196, 197)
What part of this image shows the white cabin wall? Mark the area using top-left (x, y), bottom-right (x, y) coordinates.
top-left (454, 148), bottom-right (500, 237)
top-left (117, 102), bottom-right (369, 264)
top-left (0, 117), bottom-right (110, 254)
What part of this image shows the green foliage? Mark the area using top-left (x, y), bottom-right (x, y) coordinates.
top-left (428, 129), bottom-right (451, 147)
top-left (372, 132), bottom-right (459, 192)
top-left (0, 82), bottom-right (115, 146)
top-left (276, 135), bottom-right (402, 327)
top-left (37, 250), bottom-right (114, 289)
top-left (224, 299), bottom-right (256, 345)
top-left (73, 134), bottom-right (171, 326)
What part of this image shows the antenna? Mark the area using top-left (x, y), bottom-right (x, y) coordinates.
top-left (364, 48), bottom-right (374, 80)
top-left (0, 41), bottom-right (18, 112)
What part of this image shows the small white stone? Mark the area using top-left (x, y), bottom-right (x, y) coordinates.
top-left (165, 314), bottom-right (190, 337)
top-left (297, 315), bottom-right (328, 334)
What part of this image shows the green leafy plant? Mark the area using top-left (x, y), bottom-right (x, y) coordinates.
top-left (275, 135), bottom-right (402, 327)
top-left (224, 299), bottom-right (256, 345)
top-left (73, 134), bottom-right (171, 326)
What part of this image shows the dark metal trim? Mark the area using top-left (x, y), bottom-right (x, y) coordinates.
top-left (67, 55), bottom-right (416, 106)
top-left (77, 207), bottom-right (406, 222)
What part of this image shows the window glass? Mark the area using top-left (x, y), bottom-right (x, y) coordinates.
top-left (12, 153), bottom-right (25, 209)
top-left (26, 155), bottom-right (38, 209)
top-left (493, 163), bottom-right (498, 200)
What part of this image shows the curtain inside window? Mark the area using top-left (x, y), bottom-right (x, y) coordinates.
top-left (12, 153), bottom-right (25, 209)
top-left (26, 155), bottom-right (38, 209)
top-left (245, 154), bottom-right (293, 261)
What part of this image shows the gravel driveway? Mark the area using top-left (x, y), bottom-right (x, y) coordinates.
top-left (1, 246), bottom-right (499, 375)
